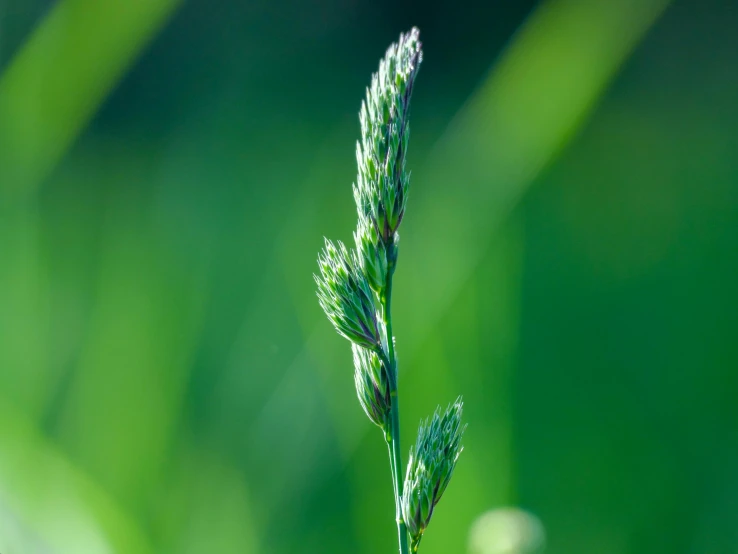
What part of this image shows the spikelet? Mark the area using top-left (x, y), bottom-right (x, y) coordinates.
top-left (352, 344), bottom-right (392, 429)
top-left (315, 239), bottom-right (382, 350)
top-left (353, 28), bottom-right (422, 245)
top-left (402, 398), bottom-right (466, 551)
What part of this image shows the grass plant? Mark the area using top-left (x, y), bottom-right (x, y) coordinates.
top-left (315, 28), bottom-right (465, 554)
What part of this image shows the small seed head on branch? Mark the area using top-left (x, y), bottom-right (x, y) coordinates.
top-left (315, 239), bottom-right (382, 350)
top-left (401, 397), bottom-right (466, 551)
top-left (352, 344), bottom-right (392, 429)
top-left (354, 27), bottom-right (422, 245)
top-left (354, 213), bottom-right (388, 295)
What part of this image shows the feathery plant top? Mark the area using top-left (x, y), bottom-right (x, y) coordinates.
top-left (354, 27), bottom-right (422, 246)
top-left (315, 239), bottom-right (383, 351)
top-left (402, 399), bottom-right (466, 547)
top-left (314, 28), bottom-right (465, 554)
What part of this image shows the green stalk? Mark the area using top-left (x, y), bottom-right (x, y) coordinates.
top-left (384, 435), bottom-right (399, 549)
top-left (383, 245), bottom-right (410, 554)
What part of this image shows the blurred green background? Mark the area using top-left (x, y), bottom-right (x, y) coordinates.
top-left (1, 0), bottom-right (737, 552)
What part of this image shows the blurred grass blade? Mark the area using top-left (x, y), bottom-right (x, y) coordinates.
top-left (0, 397), bottom-right (154, 554)
top-left (0, 209), bottom-right (52, 420)
top-left (155, 443), bottom-right (260, 554)
top-left (0, 0), bottom-right (182, 199)
top-left (401, 0), bottom-right (672, 355)
top-left (57, 196), bottom-right (207, 512)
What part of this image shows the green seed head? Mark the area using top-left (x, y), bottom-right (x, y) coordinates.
top-left (354, 213), bottom-right (388, 295)
top-left (354, 27), bottom-right (422, 245)
top-left (401, 397), bottom-right (466, 549)
top-left (352, 344), bottom-right (392, 429)
top-left (315, 239), bottom-right (382, 350)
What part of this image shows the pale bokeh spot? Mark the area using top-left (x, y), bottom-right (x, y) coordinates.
top-left (468, 507), bottom-right (546, 554)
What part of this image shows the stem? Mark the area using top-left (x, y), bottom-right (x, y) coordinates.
top-left (384, 434), bottom-right (399, 549)
top-left (389, 383), bottom-right (409, 554)
top-left (383, 243), bottom-right (410, 554)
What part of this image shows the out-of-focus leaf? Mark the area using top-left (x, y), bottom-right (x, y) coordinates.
top-left (0, 397), bottom-right (154, 554)
top-left (55, 192), bottom-right (208, 512)
top-left (398, 0), bottom-right (672, 358)
top-left (0, 0), bottom-right (182, 198)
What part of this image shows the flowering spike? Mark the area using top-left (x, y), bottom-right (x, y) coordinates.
top-left (354, 213), bottom-right (388, 295)
top-left (315, 239), bottom-right (382, 350)
top-left (353, 27), bottom-right (422, 245)
top-left (352, 344), bottom-right (392, 429)
top-left (401, 398), bottom-right (466, 551)
top-left (314, 29), bottom-right (463, 554)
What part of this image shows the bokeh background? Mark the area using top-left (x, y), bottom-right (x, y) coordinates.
top-left (1, 0), bottom-right (737, 553)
